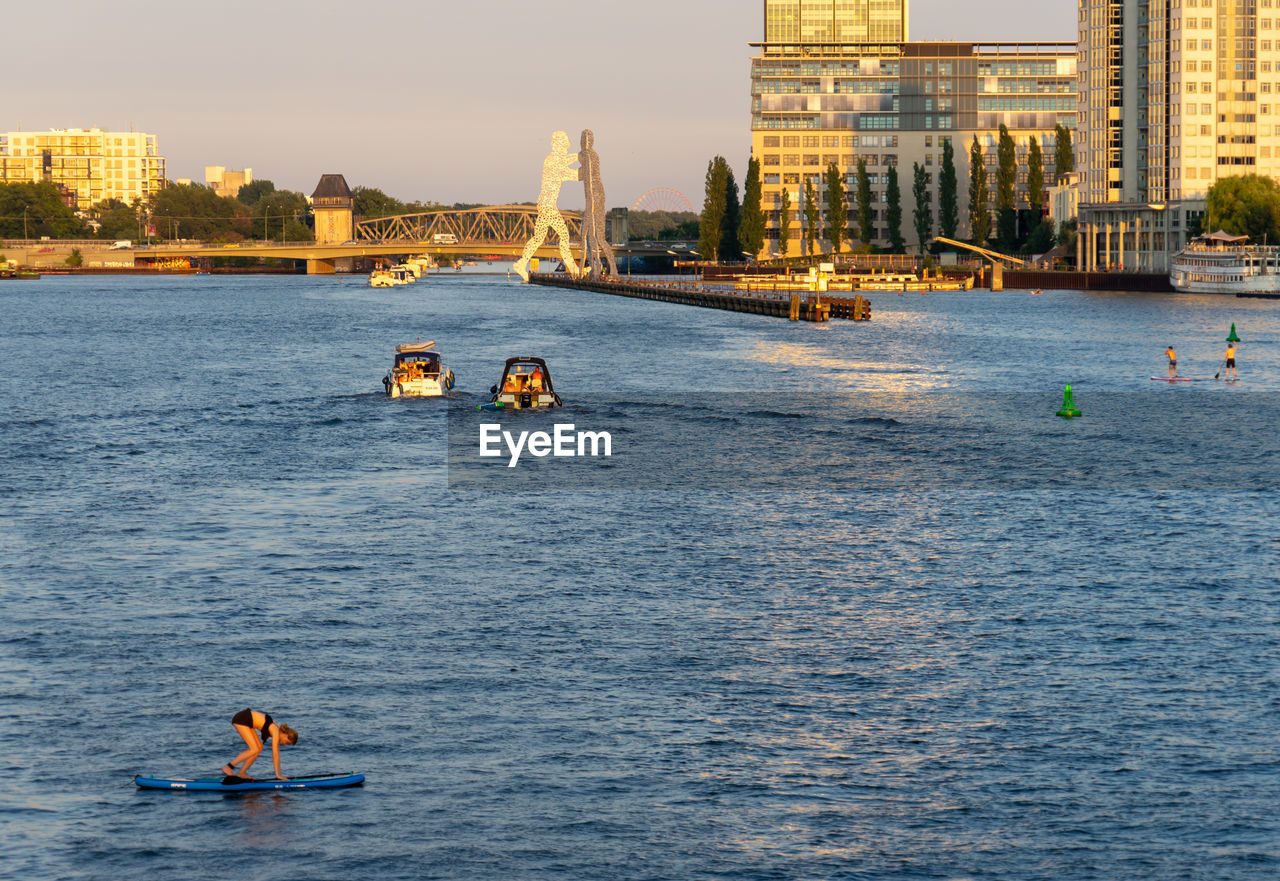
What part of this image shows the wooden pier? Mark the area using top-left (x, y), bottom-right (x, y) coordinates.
top-left (529, 274), bottom-right (871, 322)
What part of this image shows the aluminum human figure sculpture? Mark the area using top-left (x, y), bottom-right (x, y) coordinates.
top-left (513, 131), bottom-right (581, 282)
top-left (578, 129), bottom-right (618, 279)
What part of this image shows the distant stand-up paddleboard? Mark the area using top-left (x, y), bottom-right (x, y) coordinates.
top-left (1150, 377), bottom-right (1193, 382)
top-left (135, 772), bottom-right (364, 792)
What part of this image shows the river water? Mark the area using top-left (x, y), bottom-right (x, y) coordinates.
top-left (2, 273), bottom-right (1278, 880)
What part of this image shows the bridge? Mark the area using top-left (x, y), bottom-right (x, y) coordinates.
top-left (139, 205), bottom-right (687, 274)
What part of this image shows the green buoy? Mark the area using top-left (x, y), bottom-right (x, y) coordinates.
top-left (1056, 383), bottom-right (1082, 418)
top-left (1227, 323), bottom-right (1240, 342)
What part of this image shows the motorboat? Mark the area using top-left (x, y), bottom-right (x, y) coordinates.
top-left (478, 357), bottom-right (562, 410)
top-left (383, 341), bottom-right (455, 398)
top-left (370, 269), bottom-right (403, 287)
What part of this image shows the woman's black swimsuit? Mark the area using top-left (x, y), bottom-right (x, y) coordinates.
top-left (232, 708), bottom-right (275, 741)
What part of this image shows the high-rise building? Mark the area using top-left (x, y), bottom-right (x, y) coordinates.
top-left (750, 40), bottom-right (1076, 255)
top-left (0, 128), bottom-right (165, 211)
top-left (765, 0), bottom-right (909, 44)
top-left (1076, 0), bottom-right (1280, 270)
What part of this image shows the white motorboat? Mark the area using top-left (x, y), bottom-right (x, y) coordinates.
top-left (383, 341), bottom-right (455, 398)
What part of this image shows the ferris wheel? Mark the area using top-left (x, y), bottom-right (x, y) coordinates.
top-left (631, 187), bottom-right (694, 213)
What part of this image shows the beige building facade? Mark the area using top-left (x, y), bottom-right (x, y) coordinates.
top-left (206, 166), bottom-right (253, 201)
top-left (0, 128), bottom-right (165, 210)
top-left (1076, 0), bottom-right (1280, 270)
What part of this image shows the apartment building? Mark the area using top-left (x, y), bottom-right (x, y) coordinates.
top-left (750, 39), bottom-right (1076, 255)
top-left (0, 128), bottom-right (166, 211)
top-left (1077, 0), bottom-right (1280, 270)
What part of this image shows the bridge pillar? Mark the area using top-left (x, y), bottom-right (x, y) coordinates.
top-left (990, 261), bottom-right (1003, 291)
top-left (307, 259), bottom-right (336, 275)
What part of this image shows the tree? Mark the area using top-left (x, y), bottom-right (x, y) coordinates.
top-left (855, 159), bottom-right (873, 246)
top-left (0, 182), bottom-right (87, 238)
top-left (739, 156), bottom-right (766, 259)
top-left (251, 190), bottom-right (313, 242)
top-left (824, 163), bottom-right (847, 255)
top-left (1054, 123), bottom-right (1074, 182)
top-left (938, 138), bottom-right (958, 239)
top-left (1206, 174), bottom-right (1280, 242)
top-left (968, 136), bottom-right (990, 244)
top-left (147, 182), bottom-right (252, 241)
top-left (995, 125), bottom-right (1016, 212)
top-left (995, 125), bottom-right (1018, 251)
top-left (911, 162), bottom-right (933, 255)
top-left (1027, 137), bottom-right (1045, 217)
top-left (93, 199), bottom-right (140, 240)
top-left (236, 179), bottom-right (277, 206)
top-left (885, 166), bottom-right (904, 253)
top-left (699, 156), bottom-right (729, 261)
top-left (720, 164), bottom-right (741, 262)
top-left (778, 187), bottom-right (792, 257)
top-left (803, 177), bottom-right (820, 256)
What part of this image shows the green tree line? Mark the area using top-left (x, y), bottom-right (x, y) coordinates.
top-left (700, 123), bottom-right (1075, 263)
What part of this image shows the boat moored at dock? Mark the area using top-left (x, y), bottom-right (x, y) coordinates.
top-left (1170, 231), bottom-right (1280, 293)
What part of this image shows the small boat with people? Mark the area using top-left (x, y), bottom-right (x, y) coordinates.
top-left (1169, 230), bottom-right (1280, 294)
top-left (478, 357), bottom-right (562, 410)
top-left (383, 341), bottom-right (455, 398)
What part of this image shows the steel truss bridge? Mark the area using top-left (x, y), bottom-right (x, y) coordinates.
top-left (355, 205), bottom-right (582, 247)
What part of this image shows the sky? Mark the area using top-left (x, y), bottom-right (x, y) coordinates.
top-left (2, 0), bottom-right (1074, 212)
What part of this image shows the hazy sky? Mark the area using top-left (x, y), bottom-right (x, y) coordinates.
top-left (3, 0), bottom-right (1073, 211)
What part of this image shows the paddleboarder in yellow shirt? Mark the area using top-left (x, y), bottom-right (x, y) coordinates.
top-left (1165, 346), bottom-right (1177, 379)
top-left (1225, 342), bottom-right (1238, 380)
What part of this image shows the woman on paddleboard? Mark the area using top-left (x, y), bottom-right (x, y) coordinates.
top-left (222, 709), bottom-right (298, 780)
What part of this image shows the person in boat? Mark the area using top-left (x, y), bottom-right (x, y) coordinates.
top-left (528, 367), bottom-right (545, 392)
top-left (1225, 341), bottom-right (1238, 380)
top-left (502, 372), bottom-right (521, 394)
top-left (1165, 346), bottom-right (1177, 379)
top-left (222, 708), bottom-right (298, 780)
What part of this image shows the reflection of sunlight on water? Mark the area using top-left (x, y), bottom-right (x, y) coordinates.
top-left (751, 341), bottom-right (949, 393)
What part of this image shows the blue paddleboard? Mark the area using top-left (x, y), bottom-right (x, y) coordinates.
top-left (135, 772), bottom-right (364, 792)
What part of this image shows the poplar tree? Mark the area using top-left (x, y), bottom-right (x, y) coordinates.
top-left (699, 157), bottom-right (727, 261)
top-left (885, 165), bottom-right (904, 253)
top-left (938, 138), bottom-right (958, 239)
top-left (778, 187), bottom-right (792, 258)
top-left (855, 158), bottom-right (873, 246)
top-left (1027, 137), bottom-right (1045, 217)
top-left (912, 162), bottom-right (933, 255)
top-left (1054, 123), bottom-right (1074, 182)
top-left (968, 135), bottom-right (990, 245)
top-left (804, 177), bottom-right (820, 256)
top-left (824, 163), bottom-right (847, 255)
top-left (995, 125), bottom-right (1018, 252)
top-left (739, 155), bottom-right (766, 259)
top-left (720, 164), bottom-right (741, 262)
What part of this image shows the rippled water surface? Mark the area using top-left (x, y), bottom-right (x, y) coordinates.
top-left (3, 273), bottom-right (1279, 880)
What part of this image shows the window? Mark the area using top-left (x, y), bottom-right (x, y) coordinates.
top-left (783, 136), bottom-right (800, 147)
top-left (763, 136), bottom-right (780, 148)
top-left (784, 154), bottom-right (800, 166)
top-left (763, 154), bottom-right (781, 166)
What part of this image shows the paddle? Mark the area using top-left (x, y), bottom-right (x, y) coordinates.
top-left (1214, 359), bottom-right (1226, 380)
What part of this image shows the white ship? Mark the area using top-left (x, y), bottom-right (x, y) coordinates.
top-left (1169, 231), bottom-right (1280, 293)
